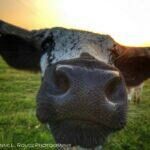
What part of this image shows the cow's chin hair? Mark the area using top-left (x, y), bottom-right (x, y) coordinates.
top-left (49, 120), bottom-right (114, 149)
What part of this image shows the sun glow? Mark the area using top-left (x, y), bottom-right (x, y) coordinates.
top-left (52, 0), bottom-right (150, 46)
top-left (0, 0), bottom-right (150, 46)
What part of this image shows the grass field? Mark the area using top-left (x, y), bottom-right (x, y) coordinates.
top-left (0, 57), bottom-right (149, 150)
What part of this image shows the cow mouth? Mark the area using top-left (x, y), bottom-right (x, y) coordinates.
top-left (36, 102), bottom-right (125, 148)
top-left (48, 119), bottom-right (118, 149)
top-left (37, 99), bottom-right (126, 148)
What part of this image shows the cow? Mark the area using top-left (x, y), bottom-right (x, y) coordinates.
top-left (127, 84), bottom-right (144, 104)
top-left (0, 20), bottom-right (150, 149)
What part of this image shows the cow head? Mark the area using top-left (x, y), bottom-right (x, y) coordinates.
top-left (0, 20), bottom-right (150, 149)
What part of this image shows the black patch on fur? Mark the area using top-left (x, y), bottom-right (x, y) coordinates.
top-left (0, 34), bottom-right (41, 71)
top-left (41, 33), bottom-right (55, 62)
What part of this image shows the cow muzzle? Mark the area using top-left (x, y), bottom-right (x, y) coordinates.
top-left (36, 59), bottom-right (127, 148)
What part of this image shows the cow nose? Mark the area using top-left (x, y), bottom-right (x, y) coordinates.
top-left (54, 64), bottom-right (121, 100)
top-left (37, 63), bottom-right (127, 128)
top-left (54, 65), bottom-right (71, 94)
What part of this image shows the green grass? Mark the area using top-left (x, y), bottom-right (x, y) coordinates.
top-left (0, 57), bottom-right (55, 150)
top-left (0, 57), bottom-right (149, 150)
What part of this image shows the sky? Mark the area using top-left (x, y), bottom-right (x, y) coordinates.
top-left (0, 0), bottom-right (150, 46)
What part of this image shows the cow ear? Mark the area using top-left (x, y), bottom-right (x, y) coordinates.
top-left (0, 20), bottom-right (41, 72)
top-left (113, 45), bottom-right (150, 86)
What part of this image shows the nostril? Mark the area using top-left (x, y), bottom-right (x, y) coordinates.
top-left (54, 70), bottom-right (70, 93)
top-left (105, 76), bottom-right (122, 102)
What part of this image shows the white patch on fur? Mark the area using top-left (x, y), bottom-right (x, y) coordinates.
top-left (127, 84), bottom-right (144, 102)
top-left (50, 44), bottom-right (110, 65)
top-left (51, 48), bottom-right (81, 64)
top-left (127, 88), bottom-right (135, 101)
top-left (40, 53), bottom-right (48, 76)
top-left (48, 28), bottom-right (114, 65)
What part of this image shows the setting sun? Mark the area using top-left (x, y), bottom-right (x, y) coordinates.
top-left (0, 0), bottom-right (150, 46)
